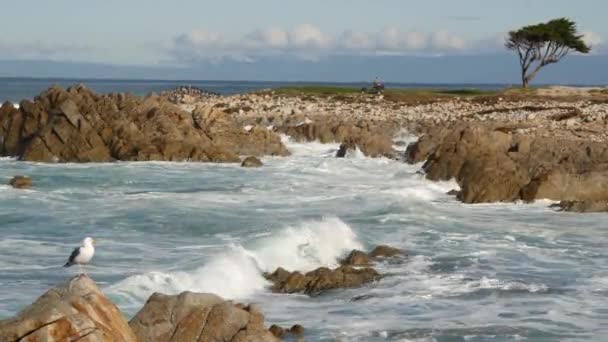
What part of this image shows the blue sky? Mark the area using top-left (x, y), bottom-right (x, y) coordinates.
top-left (0, 0), bottom-right (606, 82)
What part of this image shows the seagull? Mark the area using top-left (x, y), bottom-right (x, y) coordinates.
top-left (63, 237), bottom-right (95, 274)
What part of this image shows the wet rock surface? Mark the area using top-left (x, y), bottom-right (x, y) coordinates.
top-left (265, 245), bottom-right (404, 295)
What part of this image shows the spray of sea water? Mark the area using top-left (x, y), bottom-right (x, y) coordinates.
top-left (0, 136), bottom-right (607, 341)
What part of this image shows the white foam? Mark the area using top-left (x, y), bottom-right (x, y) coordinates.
top-left (107, 217), bottom-right (362, 303)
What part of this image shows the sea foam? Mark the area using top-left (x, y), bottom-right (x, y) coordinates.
top-left (107, 217), bottom-right (362, 305)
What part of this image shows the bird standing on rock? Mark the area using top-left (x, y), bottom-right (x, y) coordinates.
top-left (64, 237), bottom-right (95, 274)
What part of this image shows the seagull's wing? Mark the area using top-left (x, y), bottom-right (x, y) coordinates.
top-left (64, 247), bottom-right (81, 267)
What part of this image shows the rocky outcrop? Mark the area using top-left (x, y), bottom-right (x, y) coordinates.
top-left (0, 275), bottom-right (283, 342)
top-left (407, 122), bottom-right (608, 204)
top-left (0, 275), bottom-right (136, 342)
top-left (340, 245), bottom-right (406, 266)
top-left (276, 117), bottom-right (396, 158)
top-left (0, 85), bottom-right (288, 162)
top-left (241, 156), bottom-right (263, 167)
top-left (264, 265), bottom-right (381, 295)
top-left (130, 292), bottom-right (277, 342)
top-left (264, 245), bottom-right (404, 295)
top-left (8, 175), bottom-right (32, 189)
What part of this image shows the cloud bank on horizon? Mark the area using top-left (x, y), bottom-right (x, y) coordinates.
top-left (0, 0), bottom-right (605, 82)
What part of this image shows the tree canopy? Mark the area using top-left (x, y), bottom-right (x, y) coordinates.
top-left (505, 18), bottom-right (591, 88)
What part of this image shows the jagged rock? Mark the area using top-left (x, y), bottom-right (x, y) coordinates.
top-left (129, 291), bottom-right (278, 342)
top-left (264, 265), bottom-right (381, 295)
top-left (408, 122), bottom-right (608, 204)
top-left (0, 86), bottom-right (289, 163)
top-left (0, 275), bottom-right (136, 342)
top-left (8, 175), bottom-right (32, 189)
top-left (241, 156), bottom-right (263, 167)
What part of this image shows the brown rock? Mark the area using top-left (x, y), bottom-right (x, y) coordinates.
top-left (289, 324), bottom-right (305, 336)
top-left (278, 118), bottom-right (395, 158)
top-left (269, 324), bottom-right (285, 338)
top-left (0, 275), bottom-right (136, 342)
top-left (0, 86), bottom-right (289, 163)
top-left (369, 245), bottom-right (404, 258)
top-left (408, 122), bottom-right (608, 205)
top-left (265, 265), bottom-right (381, 295)
top-left (340, 250), bottom-right (373, 266)
top-left (129, 291), bottom-right (277, 342)
top-left (552, 200), bottom-right (608, 213)
top-left (8, 175), bottom-right (32, 189)
top-left (241, 156), bottom-right (263, 167)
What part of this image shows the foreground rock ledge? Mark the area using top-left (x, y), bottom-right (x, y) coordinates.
top-left (0, 275), bottom-right (136, 342)
top-left (0, 85), bottom-right (289, 162)
top-left (0, 275), bottom-right (279, 342)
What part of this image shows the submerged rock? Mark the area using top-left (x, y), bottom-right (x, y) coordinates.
top-left (129, 292), bottom-right (278, 342)
top-left (241, 155), bottom-right (263, 167)
top-left (0, 275), bottom-right (136, 342)
top-left (264, 265), bottom-right (381, 295)
top-left (8, 175), bottom-right (32, 189)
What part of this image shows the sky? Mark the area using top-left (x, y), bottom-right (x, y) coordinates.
top-left (0, 0), bottom-right (606, 82)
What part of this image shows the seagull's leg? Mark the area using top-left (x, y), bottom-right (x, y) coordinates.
top-left (78, 263), bottom-right (83, 275)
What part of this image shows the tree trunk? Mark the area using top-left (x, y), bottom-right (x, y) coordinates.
top-left (521, 69), bottom-right (528, 88)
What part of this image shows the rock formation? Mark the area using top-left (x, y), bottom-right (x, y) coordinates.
top-left (130, 292), bottom-right (277, 342)
top-left (276, 117), bottom-right (396, 158)
top-left (0, 85), bottom-right (288, 163)
top-left (241, 156), bottom-right (263, 167)
top-left (264, 245), bottom-right (404, 295)
top-left (0, 275), bottom-right (136, 342)
top-left (264, 265), bottom-right (381, 295)
top-left (8, 175), bottom-right (32, 189)
top-left (407, 122), bottom-right (608, 204)
top-left (0, 276), bottom-right (283, 342)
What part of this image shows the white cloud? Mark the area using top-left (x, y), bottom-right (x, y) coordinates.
top-left (431, 31), bottom-right (467, 50)
top-left (290, 24), bottom-right (332, 49)
top-left (168, 25), bottom-right (483, 63)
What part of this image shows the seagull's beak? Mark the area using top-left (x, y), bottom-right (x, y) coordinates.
top-left (92, 239), bottom-right (96, 245)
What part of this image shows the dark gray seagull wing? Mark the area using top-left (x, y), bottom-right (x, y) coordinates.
top-left (63, 247), bottom-right (81, 267)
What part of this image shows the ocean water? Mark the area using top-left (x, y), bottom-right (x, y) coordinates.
top-left (0, 135), bottom-right (607, 341)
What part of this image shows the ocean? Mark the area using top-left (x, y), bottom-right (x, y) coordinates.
top-left (0, 79), bottom-right (607, 341)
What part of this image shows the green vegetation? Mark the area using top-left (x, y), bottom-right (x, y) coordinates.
top-left (506, 18), bottom-right (591, 88)
top-left (272, 86), bottom-right (498, 98)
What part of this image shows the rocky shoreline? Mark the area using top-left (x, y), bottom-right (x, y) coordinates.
top-left (3, 84), bottom-right (608, 213)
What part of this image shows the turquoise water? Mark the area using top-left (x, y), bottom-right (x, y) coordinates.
top-left (1, 138), bottom-right (607, 341)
